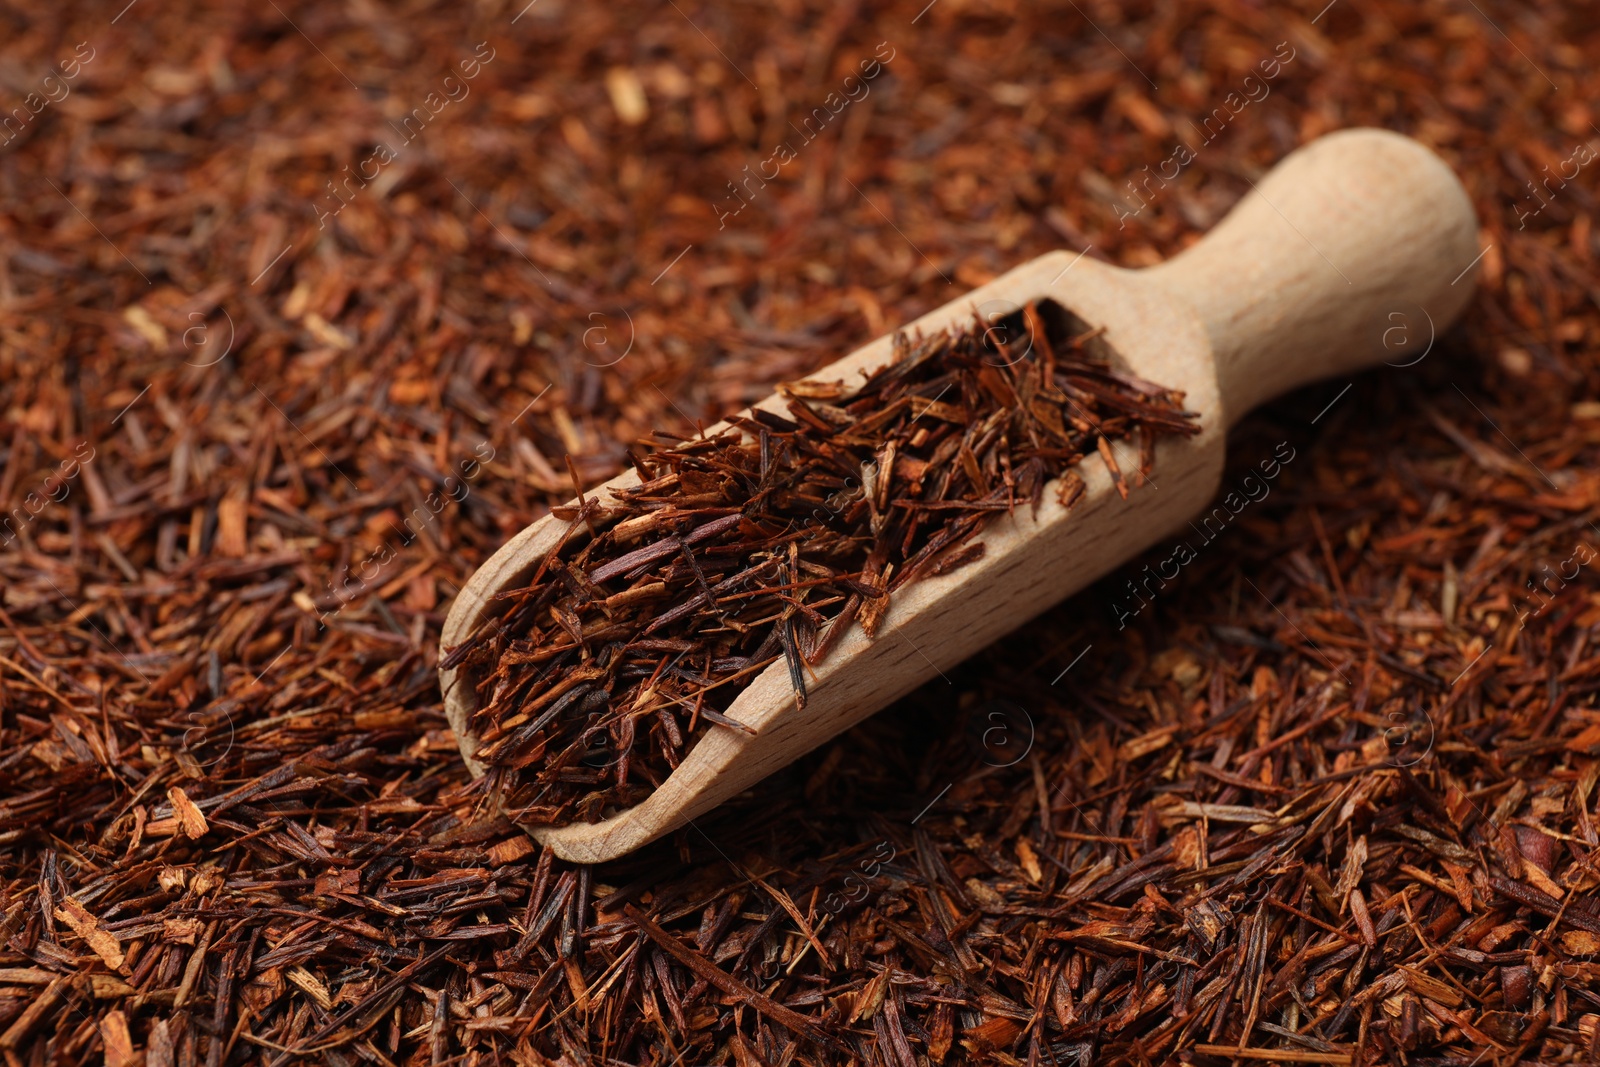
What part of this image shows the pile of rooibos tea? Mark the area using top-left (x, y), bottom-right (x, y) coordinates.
top-left (447, 299), bottom-right (1200, 825)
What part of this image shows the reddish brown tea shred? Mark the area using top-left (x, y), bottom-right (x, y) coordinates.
top-left (5, 2), bottom-right (1600, 1064)
top-left (450, 299), bottom-right (1200, 826)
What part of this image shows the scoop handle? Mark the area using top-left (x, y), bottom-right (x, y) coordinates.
top-left (1142, 127), bottom-right (1480, 424)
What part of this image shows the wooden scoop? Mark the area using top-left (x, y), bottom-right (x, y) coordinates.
top-left (441, 128), bottom-right (1479, 863)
